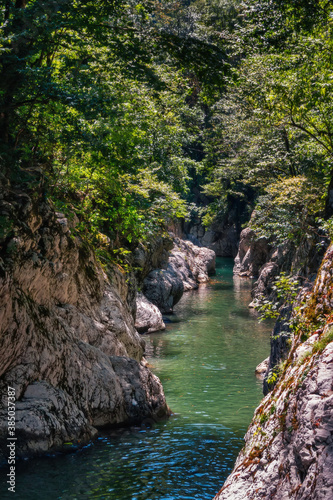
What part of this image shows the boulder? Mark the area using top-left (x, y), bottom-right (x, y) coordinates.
top-left (135, 293), bottom-right (165, 334)
top-left (142, 266), bottom-right (184, 314)
top-left (255, 357), bottom-right (269, 379)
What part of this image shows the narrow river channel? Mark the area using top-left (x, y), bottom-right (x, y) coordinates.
top-left (1, 258), bottom-right (271, 500)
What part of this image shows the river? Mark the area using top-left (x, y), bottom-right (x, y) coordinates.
top-left (1, 258), bottom-right (271, 500)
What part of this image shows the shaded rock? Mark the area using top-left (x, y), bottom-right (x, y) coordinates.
top-left (234, 225), bottom-right (326, 303)
top-left (233, 227), bottom-right (270, 278)
top-left (135, 293), bottom-right (165, 334)
top-left (132, 236), bottom-right (173, 283)
top-left (142, 266), bottom-right (184, 314)
top-left (263, 305), bottom-right (293, 395)
top-left (185, 221), bottom-right (239, 257)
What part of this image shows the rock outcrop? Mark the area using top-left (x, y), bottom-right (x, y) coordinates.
top-left (215, 245), bottom-right (333, 500)
top-left (234, 226), bottom-right (326, 302)
top-left (135, 293), bottom-right (165, 334)
top-left (255, 357), bottom-right (269, 379)
top-left (132, 236), bottom-right (173, 283)
top-left (185, 220), bottom-right (239, 257)
top-left (0, 189), bottom-right (169, 461)
top-left (142, 237), bottom-right (215, 313)
top-left (182, 193), bottom-right (253, 257)
top-left (233, 227), bottom-right (271, 278)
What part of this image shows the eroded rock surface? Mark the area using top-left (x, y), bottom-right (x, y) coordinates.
top-left (135, 293), bottom-right (165, 334)
top-left (233, 227), bottom-right (271, 279)
top-left (0, 191), bottom-right (169, 460)
top-left (215, 341), bottom-right (333, 500)
top-left (215, 245), bottom-right (333, 500)
top-left (185, 220), bottom-right (239, 257)
top-left (143, 237), bottom-right (215, 313)
top-left (234, 225), bottom-right (325, 302)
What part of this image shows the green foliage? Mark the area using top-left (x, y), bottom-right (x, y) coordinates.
top-left (45, 62), bottom-right (194, 244)
top-left (316, 217), bottom-right (333, 241)
top-left (269, 403), bottom-right (277, 416)
top-left (266, 368), bottom-right (279, 387)
top-left (1, 0), bottom-right (333, 257)
top-left (255, 272), bottom-right (300, 322)
top-left (0, 0), bottom-right (218, 248)
top-left (249, 177), bottom-right (325, 245)
top-left (0, 215), bottom-right (13, 242)
top-left (197, 0), bottom-right (333, 237)
top-left (259, 412), bottom-right (269, 424)
top-left (312, 327), bottom-right (333, 354)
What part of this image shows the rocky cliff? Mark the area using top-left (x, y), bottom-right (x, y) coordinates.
top-left (215, 244), bottom-right (333, 500)
top-left (135, 293), bottom-right (166, 334)
top-left (0, 188), bottom-right (169, 460)
top-left (0, 177), bottom-right (217, 461)
top-left (184, 219), bottom-right (239, 257)
top-left (234, 226), bottom-right (326, 303)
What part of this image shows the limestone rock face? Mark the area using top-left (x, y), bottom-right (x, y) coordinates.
top-left (170, 238), bottom-right (216, 287)
top-left (143, 237), bottom-right (216, 313)
top-left (215, 341), bottom-right (333, 500)
top-left (215, 245), bottom-right (333, 500)
top-left (135, 293), bottom-right (165, 334)
top-left (185, 221), bottom-right (239, 258)
top-left (234, 225), bottom-right (325, 302)
top-left (0, 192), bottom-right (169, 460)
top-left (233, 227), bottom-right (271, 278)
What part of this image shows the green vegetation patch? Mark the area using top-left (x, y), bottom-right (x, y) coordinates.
top-left (312, 326), bottom-right (333, 354)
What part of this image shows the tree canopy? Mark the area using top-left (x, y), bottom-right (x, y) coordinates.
top-left (1, 0), bottom-right (333, 255)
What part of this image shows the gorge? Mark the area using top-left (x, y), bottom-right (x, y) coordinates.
top-left (1, 0), bottom-right (333, 499)
top-left (0, 253), bottom-right (273, 499)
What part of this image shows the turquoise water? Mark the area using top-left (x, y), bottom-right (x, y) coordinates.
top-left (0, 258), bottom-right (271, 499)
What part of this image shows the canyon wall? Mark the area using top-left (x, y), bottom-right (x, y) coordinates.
top-left (0, 188), bottom-right (169, 460)
top-left (0, 182), bottom-right (215, 461)
top-left (215, 244), bottom-right (333, 499)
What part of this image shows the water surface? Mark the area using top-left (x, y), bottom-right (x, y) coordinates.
top-left (0, 258), bottom-right (271, 499)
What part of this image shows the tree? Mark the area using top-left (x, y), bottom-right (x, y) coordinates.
top-left (198, 0), bottom-right (333, 235)
top-left (0, 0), bottom-right (231, 248)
